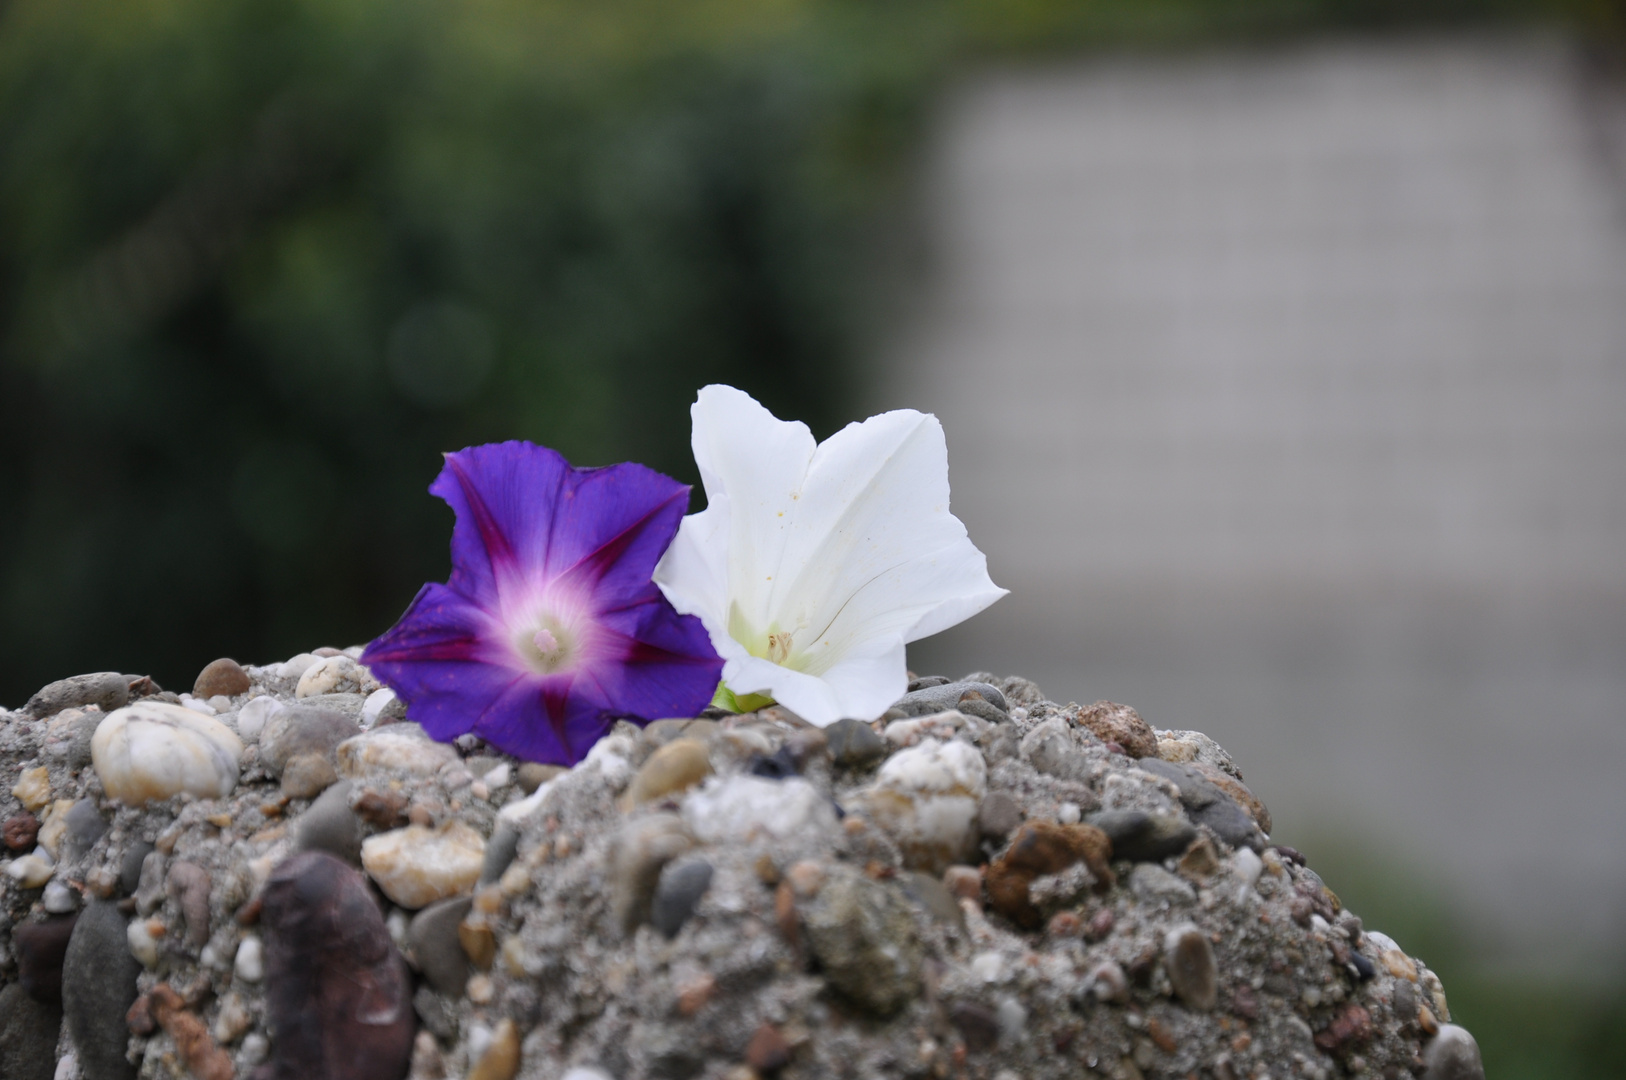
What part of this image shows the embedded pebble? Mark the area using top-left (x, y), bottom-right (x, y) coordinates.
top-left (860, 737), bottom-right (987, 873)
top-left (1075, 700), bottom-right (1158, 758)
top-left (15, 914), bottom-right (78, 1000)
top-left (801, 867), bottom-right (923, 1017)
top-left (234, 935), bottom-right (264, 982)
top-left (257, 851), bottom-right (414, 1080)
top-left (62, 800), bottom-right (107, 853)
top-left (894, 680), bottom-right (1007, 717)
top-left (985, 821), bottom-right (1113, 929)
top-left (235, 695), bottom-right (283, 741)
top-left (90, 701), bottom-right (242, 804)
top-left (296, 654), bottom-right (368, 698)
top-left (683, 774), bottom-right (836, 845)
top-left (337, 724), bottom-right (459, 778)
top-left (1421, 1024), bottom-right (1485, 1080)
top-left (610, 813), bottom-right (694, 933)
top-left (408, 895), bottom-right (474, 995)
top-left (622, 737), bottom-right (713, 807)
top-left (825, 717), bottom-right (886, 767)
top-left (296, 779), bottom-right (362, 863)
top-left (1164, 923), bottom-right (1218, 1010)
top-left (651, 857), bottom-right (714, 938)
top-left (42, 880), bottom-right (78, 914)
top-left (478, 819), bottom-right (520, 885)
top-left (193, 658), bottom-right (252, 699)
top-left (4, 811), bottom-right (40, 850)
top-left (1130, 863), bottom-right (1197, 906)
top-left (467, 1018), bottom-right (521, 1080)
top-left (12, 767), bottom-right (52, 812)
top-left (1087, 809), bottom-right (1197, 863)
top-left (62, 900), bottom-right (142, 1080)
top-left (24, 672), bottom-right (129, 719)
top-left (167, 860), bottom-right (212, 948)
top-left (260, 706), bottom-right (359, 776)
top-left (0, 983), bottom-right (60, 1080)
top-left (6, 850), bottom-right (54, 888)
top-left (281, 751), bottom-right (340, 798)
top-left (361, 821), bottom-right (486, 908)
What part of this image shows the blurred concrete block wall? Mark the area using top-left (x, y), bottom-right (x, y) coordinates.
top-left (887, 36), bottom-right (1626, 978)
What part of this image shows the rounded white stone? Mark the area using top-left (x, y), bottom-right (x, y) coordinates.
top-left (235, 696), bottom-right (284, 741)
top-left (361, 821), bottom-right (485, 909)
top-left (682, 775), bottom-right (836, 844)
top-left (92, 701), bottom-right (242, 805)
top-left (234, 935), bottom-right (264, 982)
top-left (296, 654), bottom-right (366, 698)
top-left (6, 851), bottom-right (54, 889)
top-left (336, 725), bottom-right (458, 779)
top-left (127, 920), bottom-right (160, 968)
top-left (42, 879), bottom-right (78, 913)
top-left (361, 687), bottom-right (397, 727)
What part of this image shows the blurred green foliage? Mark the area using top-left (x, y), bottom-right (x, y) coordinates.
top-left (0, 0), bottom-right (1613, 707)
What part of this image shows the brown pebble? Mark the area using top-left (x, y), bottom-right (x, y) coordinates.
top-left (676, 972), bottom-right (716, 1016)
top-left (126, 992), bottom-right (157, 1035)
top-left (774, 881), bottom-right (799, 946)
top-left (1074, 701), bottom-right (1159, 759)
top-left (193, 658), bottom-right (251, 699)
top-left (1165, 924), bottom-right (1218, 1011)
top-left (1189, 761), bottom-right (1273, 834)
top-left (1146, 1015), bottom-right (1177, 1053)
top-left (1177, 836), bottom-right (1221, 881)
top-left (458, 917), bottom-right (497, 970)
top-left (1085, 908), bottom-right (1116, 942)
top-left (166, 861), bottom-right (212, 949)
top-left (1314, 1002), bottom-right (1374, 1054)
top-left (984, 822), bottom-right (1114, 929)
top-left (466, 1018), bottom-right (520, 1080)
top-left (15, 914), bottom-right (79, 1002)
top-left (354, 788), bottom-right (409, 828)
top-left (3, 812), bottom-right (40, 851)
top-left (754, 853), bottom-right (781, 886)
top-left (620, 738), bottom-right (713, 809)
top-left (150, 983), bottom-right (234, 1080)
top-left (943, 865), bottom-right (982, 903)
top-left (408, 804), bottom-right (434, 827)
top-left (205, 812), bottom-right (233, 829)
top-left (1417, 1005), bottom-right (1438, 1036)
top-left (1047, 911), bottom-right (1083, 938)
top-left (745, 1021), bottom-right (792, 1074)
top-left (514, 762), bottom-right (565, 795)
top-left (786, 860), bottom-right (825, 898)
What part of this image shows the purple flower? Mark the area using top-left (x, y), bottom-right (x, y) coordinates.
top-left (361, 441), bottom-right (723, 764)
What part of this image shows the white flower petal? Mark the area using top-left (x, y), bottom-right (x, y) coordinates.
top-left (654, 384), bottom-right (1006, 725)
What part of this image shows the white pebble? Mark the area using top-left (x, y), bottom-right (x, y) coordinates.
top-left (42, 879), bottom-right (78, 913)
top-left (234, 936), bottom-right (264, 982)
top-left (278, 653), bottom-right (320, 680)
top-left (240, 1033), bottom-right (270, 1065)
top-left (6, 850), bottom-right (54, 888)
top-left (1056, 802), bottom-right (1081, 824)
top-left (234, 696), bottom-right (283, 741)
top-left (682, 775), bottom-right (837, 844)
top-left (466, 1021), bottom-right (494, 1063)
top-left (177, 693), bottom-right (217, 716)
top-left (387, 910), bottom-right (411, 948)
top-left (996, 996), bottom-right (1028, 1039)
top-left (91, 701), bottom-right (242, 805)
top-left (1233, 847), bottom-right (1263, 887)
top-left (971, 951), bottom-right (1004, 982)
top-left (297, 654), bottom-right (362, 698)
top-left (481, 763), bottom-right (511, 789)
top-left (200, 944), bottom-right (221, 969)
top-left (53, 1053), bottom-right (79, 1080)
top-left (562, 1069), bottom-right (615, 1080)
top-left (361, 687), bottom-right (397, 728)
top-left (127, 921), bottom-right (160, 968)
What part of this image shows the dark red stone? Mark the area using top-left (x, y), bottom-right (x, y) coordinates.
top-left (1314, 1003), bottom-right (1374, 1055)
top-left (3, 812), bottom-right (39, 851)
top-left (252, 851), bottom-right (414, 1080)
top-left (14, 915), bottom-right (78, 1003)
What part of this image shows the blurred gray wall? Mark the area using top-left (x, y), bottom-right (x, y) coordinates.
top-left (886, 36), bottom-right (1626, 980)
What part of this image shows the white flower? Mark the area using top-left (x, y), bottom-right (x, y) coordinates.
top-left (653, 384), bottom-right (1007, 725)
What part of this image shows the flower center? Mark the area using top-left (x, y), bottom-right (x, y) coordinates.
top-left (515, 614), bottom-right (577, 675)
top-left (767, 630), bottom-right (795, 665)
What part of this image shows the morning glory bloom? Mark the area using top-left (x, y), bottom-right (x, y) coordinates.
top-left (653, 385), bottom-right (1007, 726)
top-left (362, 442), bottom-right (723, 764)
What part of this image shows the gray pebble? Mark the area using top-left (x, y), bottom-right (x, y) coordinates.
top-left (895, 871), bottom-right (965, 929)
top-left (479, 819), bottom-right (520, 885)
top-left (62, 900), bottom-right (141, 1080)
top-left (802, 867), bottom-right (923, 1016)
top-left (166, 860), bottom-right (212, 949)
top-left (24, 672), bottom-right (129, 719)
top-left (652, 857), bottom-right (713, 938)
top-left (1165, 923), bottom-right (1218, 1010)
top-left (63, 711), bottom-right (101, 771)
top-left (134, 850), bottom-right (166, 915)
top-left (407, 895), bottom-right (473, 996)
top-left (894, 680), bottom-right (1008, 718)
top-left (1129, 863), bottom-right (1196, 906)
top-left (413, 985), bottom-right (458, 1040)
top-left (1136, 758), bottom-right (1262, 851)
top-left (119, 841), bottom-right (153, 897)
top-left (1087, 810), bottom-right (1197, 863)
top-left (280, 752), bottom-right (339, 799)
top-left (1421, 1024), bottom-right (1485, 1080)
top-left (259, 706), bottom-right (359, 776)
top-left (981, 791), bottom-right (1026, 843)
top-left (0, 983), bottom-right (60, 1080)
top-left (64, 800), bottom-right (108, 854)
top-left (296, 780), bottom-right (361, 863)
top-left (825, 718), bottom-right (885, 768)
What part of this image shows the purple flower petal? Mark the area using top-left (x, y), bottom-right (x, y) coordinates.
top-left (362, 441), bottom-right (723, 764)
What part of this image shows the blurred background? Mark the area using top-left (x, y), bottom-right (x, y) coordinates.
top-left (2, 0), bottom-right (1623, 1074)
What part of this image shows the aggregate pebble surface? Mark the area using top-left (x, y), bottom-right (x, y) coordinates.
top-left (0, 657), bottom-right (1484, 1080)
